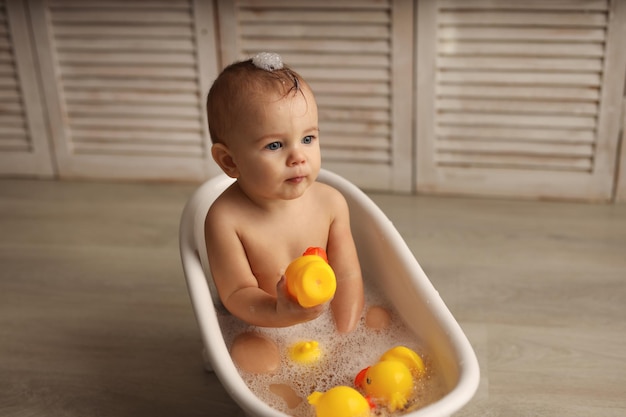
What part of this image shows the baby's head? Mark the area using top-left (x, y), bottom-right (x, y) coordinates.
top-left (207, 53), bottom-right (312, 146)
top-left (206, 53), bottom-right (321, 202)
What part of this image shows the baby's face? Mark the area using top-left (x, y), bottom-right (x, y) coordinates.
top-left (227, 85), bottom-right (321, 203)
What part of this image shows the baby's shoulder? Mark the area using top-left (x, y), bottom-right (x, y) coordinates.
top-left (206, 184), bottom-right (246, 225)
top-left (310, 181), bottom-right (348, 210)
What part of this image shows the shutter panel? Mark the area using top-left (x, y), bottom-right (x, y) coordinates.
top-left (416, 0), bottom-right (626, 201)
top-left (218, 0), bottom-right (413, 191)
top-left (28, 0), bottom-right (220, 181)
top-left (0, 0), bottom-right (54, 176)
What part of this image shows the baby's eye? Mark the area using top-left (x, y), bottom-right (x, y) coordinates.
top-left (302, 135), bottom-right (315, 144)
top-left (265, 141), bottom-right (282, 151)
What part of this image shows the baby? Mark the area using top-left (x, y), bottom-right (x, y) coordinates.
top-left (204, 53), bottom-right (364, 334)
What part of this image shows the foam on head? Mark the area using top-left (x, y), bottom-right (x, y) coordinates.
top-left (251, 52), bottom-right (284, 71)
top-left (206, 52), bottom-right (308, 145)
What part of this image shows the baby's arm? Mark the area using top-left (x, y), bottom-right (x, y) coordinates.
top-left (326, 189), bottom-right (365, 333)
top-left (205, 203), bottom-right (324, 328)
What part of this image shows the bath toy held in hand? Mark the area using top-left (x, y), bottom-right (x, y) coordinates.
top-left (308, 386), bottom-right (373, 417)
top-left (285, 247), bottom-right (336, 308)
top-left (355, 346), bottom-right (425, 412)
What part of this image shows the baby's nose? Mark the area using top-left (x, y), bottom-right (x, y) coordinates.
top-left (288, 148), bottom-right (306, 165)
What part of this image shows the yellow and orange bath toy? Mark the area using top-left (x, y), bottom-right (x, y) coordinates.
top-left (289, 340), bottom-right (322, 365)
top-left (285, 247), bottom-right (336, 308)
top-left (354, 346), bottom-right (425, 412)
top-left (308, 386), bottom-right (373, 417)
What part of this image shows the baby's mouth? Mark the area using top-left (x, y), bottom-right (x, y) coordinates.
top-left (287, 175), bottom-right (306, 184)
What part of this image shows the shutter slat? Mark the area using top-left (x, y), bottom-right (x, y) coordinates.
top-left (439, 0), bottom-right (608, 12)
top-left (0, 101), bottom-right (22, 113)
top-left (437, 125), bottom-right (596, 144)
top-left (237, 0), bottom-right (390, 9)
top-left (438, 27), bottom-right (606, 42)
top-left (69, 117), bottom-right (202, 131)
top-left (322, 135), bottom-right (389, 150)
top-left (438, 85), bottom-right (600, 101)
top-left (242, 38), bottom-right (390, 54)
top-left (57, 51), bottom-right (196, 66)
top-left (74, 141), bottom-right (200, 157)
top-left (318, 108), bottom-right (390, 123)
top-left (436, 152), bottom-right (592, 172)
top-left (49, 0), bottom-right (190, 9)
top-left (437, 139), bottom-right (594, 158)
top-left (51, 10), bottom-right (191, 24)
top-left (439, 11), bottom-right (607, 27)
top-left (322, 148), bottom-right (390, 163)
top-left (438, 71), bottom-right (601, 87)
top-left (64, 91), bottom-right (199, 105)
top-left (438, 56), bottom-right (603, 72)
top-left (71, 128), bottom-right (202, 143)
top-left (438, 41), bottom-right (605, 57)
top-left (54, 39), bottom-right (195, 52)
top-left (315, 94), bottom-right (390, 110)
top-left (309, 81), bottom-right (390, 96)
top-left (321, 120), bottom-right (390, 137)
top-left (0, 125), bottom-right (28, 139)
top-left (60, 65), bottom-right (197, 79)
top-left (241, 23), bottom-right (390, 40)
top-left (437, 98), bottom-right (598, 116)
top-left (280, 53), bottom-right (389, 68)
top-left (53, 25), bottom-right (193, 38)
top-left (438, 113), bottom-right (596, 129)
top-left (67, 103), bottom-right (201, 118)
top-left (238, 10), bottom-right (390, 24)
top-left (301, 67), bottom-right (389, 82)
top-left (62, 78), bottom-right (199, 92)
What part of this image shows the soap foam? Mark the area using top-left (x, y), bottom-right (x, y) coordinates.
top-left (217, 287), bottom-right (446, 417)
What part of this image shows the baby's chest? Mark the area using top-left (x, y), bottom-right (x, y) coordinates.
top-left (240, 219), bottom-right (330, 285)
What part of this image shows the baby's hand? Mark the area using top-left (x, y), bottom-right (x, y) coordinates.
top-left (275, 276), bottom-right (325, 325)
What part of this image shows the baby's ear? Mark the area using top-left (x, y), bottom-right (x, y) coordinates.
top-left (211, 143), bottom-right (239, 178)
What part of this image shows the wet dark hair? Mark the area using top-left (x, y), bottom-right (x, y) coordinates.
top-left (206, 59), bottom-right (307, 145)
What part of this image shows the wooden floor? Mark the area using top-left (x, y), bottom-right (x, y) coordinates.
top-left (1, 178), bottom-right (625, 417)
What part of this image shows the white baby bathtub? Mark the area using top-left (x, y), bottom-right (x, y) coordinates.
top-left (179, 169), bottom-right (479, 417)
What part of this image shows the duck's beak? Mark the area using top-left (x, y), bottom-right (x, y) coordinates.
top-left (354, 367), bottom-right (370, 388)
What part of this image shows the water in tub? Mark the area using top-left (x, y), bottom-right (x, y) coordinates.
top-left (218, 283), bottom-right (447, 417)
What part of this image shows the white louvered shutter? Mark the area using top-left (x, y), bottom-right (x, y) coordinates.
top-left (217, 0), bottom-right (414, 191)
top-left (0, 0), bottom-right (54, 176)
top-left (416, 0), bottom-right (626, 201)
top-left (28, 0), bottom-right (220, 181)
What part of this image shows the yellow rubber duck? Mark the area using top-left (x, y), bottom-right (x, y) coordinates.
top-left (289, 340), bottom-right (322, 365)
top-left (354, 346), bottom-right (425, 412)
top-left (308, 386), bottom-right (373, 417)
top-left (285, 247), bottom-right (336, 308)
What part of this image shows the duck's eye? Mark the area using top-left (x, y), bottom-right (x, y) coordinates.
top-left (265, 141), bottom-right (282, 151)
top-left (366, 377), bottom-right (371, 385)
